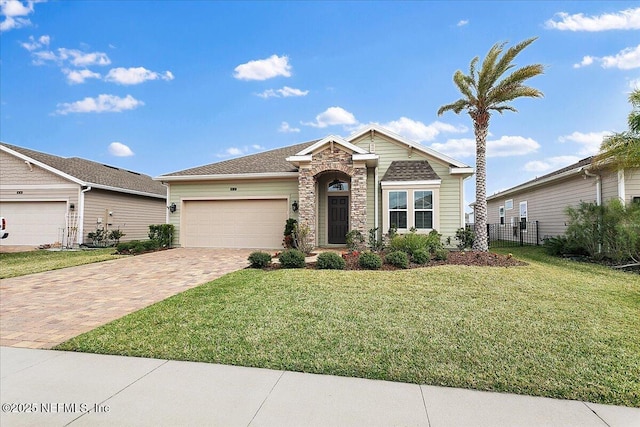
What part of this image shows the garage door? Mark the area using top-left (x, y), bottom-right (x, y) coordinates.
top-left (0, 201), bottom-right (67, 246)
top-left (182, 199), bottom-right (288, 248)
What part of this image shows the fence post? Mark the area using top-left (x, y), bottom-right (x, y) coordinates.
top-left (535, 221), bottom-right (539, 245)
top-left (486, 224), bottom-right (490, 246)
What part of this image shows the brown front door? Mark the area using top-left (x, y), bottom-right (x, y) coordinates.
top-left (328, 196), bottom-right (348, 244)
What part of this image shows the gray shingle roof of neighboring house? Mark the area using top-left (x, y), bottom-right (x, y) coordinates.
top-left (1, 143), bottom-right (166, 197)
top-left (381, 160), bottom-right (441, 182)
top-left (161, 141), bottom-right (318, 176)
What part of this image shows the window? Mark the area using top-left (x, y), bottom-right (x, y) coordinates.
top-left (519, 201), bottom-right (528, 231)
top-left (505, 199), bottom-right (513, 210)
top-left (414, 190), bottom-right (433, 229)
top-left (328, 180), bottom-right (349, 192)
top-left (499, 206), bottom-right (505, 225)
top-left (389, 191), bottom-right (407, 229)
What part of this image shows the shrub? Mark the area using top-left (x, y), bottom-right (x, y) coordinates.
top-left (278, 249), bottom-right (306, 268)
top-left (116, 239), bottom-right (159, 255)
top-left (248, 251), bottom-right (272, 268)
top-left (293, 223), bottom-right (313, 255)
top-left (390, 232), bottom-right (426, 256)
top-left (346, 229), bottom-right (366, 252)
top-left (425, 230), bottom-right (444, 253)
top-left (433, 249), bottom-right (449, 261)
top-left (368, 227), bottom-right (385, 252)
top-left (283, 218), bottom-right (297, 249)
top-left (116, 241), bottom-right (134, 253)
top-left (385, 251), bottom-right (408, 268)
top-left (107, 228), bottom-right (125, 244)
top-left (316, 252), bottom-right (346, 270)
top-left (148, 224), bottom-right (174, 248)
top-left (454, 227), bottom-right (474, 250)
top-left (359, 252), bottom-right (382, 270)
top-left (412, 248), bottom-right (430, 265)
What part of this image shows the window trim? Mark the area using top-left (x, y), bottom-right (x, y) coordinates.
top-left (388, 190), bottom-right (408, 231)
top-left (505, 199), bottom-right (513, 210)
top-left (519, 201), bottom-right (528, 232)
top-left (499, 205), bottom-right (505, 226)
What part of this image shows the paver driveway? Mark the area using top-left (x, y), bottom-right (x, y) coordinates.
top-left (0, 248), bottom-right (252, 349)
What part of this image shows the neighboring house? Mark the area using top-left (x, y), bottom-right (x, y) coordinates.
top-left (156, 125), bottom-right (474, 249)
top-left (485, 157), bottom-right (640, 244)
top-left (0, 143), bottom-right (167, 247)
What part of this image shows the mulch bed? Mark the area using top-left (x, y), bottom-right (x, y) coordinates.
top-left (259, 251), bottom-right (527, 271)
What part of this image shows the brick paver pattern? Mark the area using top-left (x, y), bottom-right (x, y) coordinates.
top-left (0, 248), bottom-right (251, 349)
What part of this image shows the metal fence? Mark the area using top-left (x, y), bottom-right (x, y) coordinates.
top-left (487, 221), bottom-right (540, 248)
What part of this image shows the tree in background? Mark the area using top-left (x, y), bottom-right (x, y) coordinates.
top-left (593, 89), bottom-right (640, 170)
top-left (438, 38), bottom-right (544, 251)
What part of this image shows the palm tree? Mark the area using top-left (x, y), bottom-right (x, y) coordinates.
top-left (438, 38), bottom-right (544, 252)
top-left (593, 89), bottom-right (640, 170)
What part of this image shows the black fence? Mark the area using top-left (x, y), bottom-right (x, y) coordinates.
top-left (487, 221), bottom-right (540, 248)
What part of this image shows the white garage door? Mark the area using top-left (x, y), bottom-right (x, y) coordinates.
top-left (182, 199), bottom-right (288, 248)
top-left (0, 201), bottom-right (67, 246)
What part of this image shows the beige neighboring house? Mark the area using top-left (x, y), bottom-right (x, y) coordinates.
top-left (0, 143), bottom-right (167, 247)
top-left (156, 125), bottom-right (474, 249)
top-left (485, 157), bottom-right (640, 244)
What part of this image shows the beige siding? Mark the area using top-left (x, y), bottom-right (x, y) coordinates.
top-left (600, 170), bottom-right (618, 203)
top-left (168, 178), bottom-right (299, 247)
top-left (83, 189), bottom-right (166, 243)
top-left (488, 174), bottom-right (599, 242)
top-left (352, 133), bottom-right (465, 239)
top-left (626, 169), bottom-right (640, 204)
top-left (0, 151), bottom-right (71, 185)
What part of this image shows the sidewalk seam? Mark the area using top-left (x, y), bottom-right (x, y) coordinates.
top-left (247, 369), bottom-right (285, 426)
top-left (419, 385), bottom-right (432, 427)
top-left (0, 349), bottom-right (66, 380)
top-left (64, 359), bottom-right (170, 426)
top-left (582, 402), bottom-right (611, 427)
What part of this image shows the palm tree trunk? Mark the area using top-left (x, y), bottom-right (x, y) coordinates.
top-left (473, 114), bottom-right (489, 252)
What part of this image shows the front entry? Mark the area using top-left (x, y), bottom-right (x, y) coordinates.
top-left (328, 196), bottom-right (348, 244)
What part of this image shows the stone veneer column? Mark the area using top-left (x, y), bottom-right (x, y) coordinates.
top-left (297, 167), bottom-right (316, 248)
top-left (350, 165), bottom-right (368, 234)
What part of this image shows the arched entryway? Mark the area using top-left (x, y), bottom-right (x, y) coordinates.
top-left (316, 171), bottom-right (351, 245)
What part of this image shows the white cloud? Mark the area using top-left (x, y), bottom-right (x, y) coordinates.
top-left (58, 48), bottom-right (111, 67)
top-left (108, 142), bottom-right (134, 157)
top-left (279, 121), bottom-right (300, 133)
top-left (0, 0), bottom-right (45, 32)
top-left (545, 7), bottom-right (640, 31)
top-left (105, 67), bottom-right (175, 85)
top-left (430, 135), bottom-right (540, 158)
top-left (457, 19), bottom-right (469, 27)
top-left (55, 94), bottom-right (144, 115)
top-left (62, 68), bottom-right (101, 84)
top-left (630, 78), bottom-right (640, 90)
top-left (20, 34), bottom-right (49, 51)
top-left (523, 156), bottom-right (581, 173)
top-left (378, 117), bottom-right (467, 143)
top-left (302, 106), bottom-right (358, 128)
top-left (558, 131), bottom-right (611, 155)
top-left (233, 54), bottom-right (292, 81)
top-left (257, 86), bottom-right (308, 98)
top-left (573, 45), bottom-right (640, 70)
top-left (216, 144), bottom-right (265, 158)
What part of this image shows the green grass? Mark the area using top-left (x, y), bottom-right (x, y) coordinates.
top-left (0, 249), bottom-right (121, 278)
top-left (55, 247), bottom-right (640, 407)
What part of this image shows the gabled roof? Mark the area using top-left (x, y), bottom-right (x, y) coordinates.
top-left (1, 143), bottom-right (166, 198)
top-left (381, 160), bottom-right (441, 182)
top-left (487, 157), bottom-right (594, 201)
top-left (158, 141), bottom-right (316, 180)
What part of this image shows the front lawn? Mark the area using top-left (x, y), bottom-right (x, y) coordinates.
top-left (0, 248), bottom-right (121, 278)
top-left (56, 247), bottom-right (640, 407)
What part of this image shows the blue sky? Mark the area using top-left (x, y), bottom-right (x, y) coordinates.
top-left (1, 1), bottom-right (638, 210)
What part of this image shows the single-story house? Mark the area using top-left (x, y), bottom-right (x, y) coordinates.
top-left (156, 125), bottom-right (474, 249)
top-left (485, 157), bottom-right (640, 244)
top-left (0, 143), bottom-right (167, 247)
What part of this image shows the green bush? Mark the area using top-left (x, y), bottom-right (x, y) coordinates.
top-left (433, 249), bottom-right (449, 261)
top-left (116, 241), bottom-right (134, 253)
top-left (412, 248), bottom-right (430, 265)
top-left (385, 251), bottom-right (408, 268)
top-left (346, 229), bottom-right (366, 252)
top-left (116, 239), bottom-right (159, 255)
top-left (316, 252), bottom-right (346, 270)
top-left (390, 232), bottom-right (426, 256)
top-left (368, 227), bottom-right (385, 252)
top-left (359, 252), bottom-right (382, 270)
top-left (278, 249), bottom-right (306, 269)
top-left (248, 251), bottom-right (272, 268)
top-left (425, 230), bottom-right (444, 253)
top-left (454, 227), bottom-right (474, 250)
top-left (148, 224), bottom-right (175, 248)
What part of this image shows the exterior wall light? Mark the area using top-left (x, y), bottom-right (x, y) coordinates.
top-left (168, 203), bottom-right (177, 213)
top-left (291, 201), bottom-right (299, 212)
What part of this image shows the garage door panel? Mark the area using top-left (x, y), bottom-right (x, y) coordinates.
top-left (183, 199), bottom-right (287, 248)
top-left (0, 201), bottom-right (67, 246)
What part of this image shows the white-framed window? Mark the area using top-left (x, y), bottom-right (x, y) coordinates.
top-left (389, 191), bottom-right (408, 229)
top-left (499, 206), bottom-right (505, 225)
top-left (414, 190), bottom-right (433, 229)
top-left (328, 180), bottom-right (349, 192)
top-left (519, 201), bottom-right (528, 231)
top-left (505, 199), bottom-right (513, 210)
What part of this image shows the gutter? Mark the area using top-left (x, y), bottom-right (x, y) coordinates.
top-left (77, 186), bottom-right (92, 245)
top-left (583, 168), bottom-right (601, 206)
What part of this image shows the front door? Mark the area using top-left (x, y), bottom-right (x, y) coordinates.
top-left (328, 196), bottom-right (348, 244)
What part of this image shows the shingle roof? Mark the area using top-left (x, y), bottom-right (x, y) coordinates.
top-left (161, 140), bottom-right (318, 177)
top-left (1, 143), bottom-right (166, 197)
top-left (381, 160), bottom-right (441, 182)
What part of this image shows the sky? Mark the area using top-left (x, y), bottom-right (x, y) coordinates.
top-left (1, 1), bottom-right (639, 211)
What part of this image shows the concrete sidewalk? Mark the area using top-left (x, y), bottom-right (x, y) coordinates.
top-left (1, 347), bottom-right (638, 427)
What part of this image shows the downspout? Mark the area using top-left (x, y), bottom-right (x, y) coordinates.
top-left (618, 169), bottom-right (626, 205)
top-left (374, 166), bottom-right (379, 237)
top-left (583, 168), bottom-right (601, 205)
top-left (78, 186), bottom-right (92, 245)
top-left (161, 182), bottom-right (170, 224)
